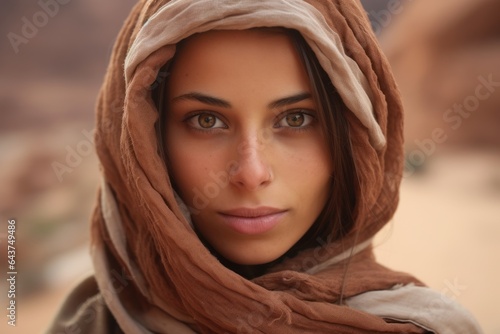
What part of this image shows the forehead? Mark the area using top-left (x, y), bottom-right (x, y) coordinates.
top-left (167, 29), bottom-right (311, 99)
top-left (177, 28), bottom-right (292, 55)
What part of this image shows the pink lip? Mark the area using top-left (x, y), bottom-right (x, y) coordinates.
top-left (218, 207), bottom-right (287, 235)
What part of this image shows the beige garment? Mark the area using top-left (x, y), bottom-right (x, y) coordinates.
top-left (346, 284), bottom-right (484, 334)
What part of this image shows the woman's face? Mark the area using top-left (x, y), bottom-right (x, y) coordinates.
top-left (165, 29), bottom-right (333, 265)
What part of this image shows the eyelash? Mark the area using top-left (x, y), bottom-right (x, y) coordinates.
top-left (183, 109), bottom-right (316, 133)
top-left (183, 111), bottom-right (228, 133)
top-left (274, 109), bottom-right (316, 132)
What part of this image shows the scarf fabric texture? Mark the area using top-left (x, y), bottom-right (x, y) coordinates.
top-left (51, 0), bottom-right (447, 333)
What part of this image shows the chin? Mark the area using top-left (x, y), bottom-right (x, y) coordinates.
top-left (223, 249), bottom-right (286, 266)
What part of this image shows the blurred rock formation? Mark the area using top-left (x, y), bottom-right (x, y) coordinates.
top-left (0, 0), bottom-right (136, 296)
top-left (380, 0), bottom-right (500, 154)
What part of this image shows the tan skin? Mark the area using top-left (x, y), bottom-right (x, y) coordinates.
top-left (165, 29), bottom-right (333, 265)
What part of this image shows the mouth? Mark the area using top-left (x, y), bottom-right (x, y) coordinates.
top-left (218, 207), bottom-right (288, 235)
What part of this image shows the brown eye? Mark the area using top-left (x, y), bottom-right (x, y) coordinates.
top-left (286, 113), bottom-right (305, 127)
top-left (275, 111), bottom-right (314, 129)
top-left (186, 112), bottom-right (227, 130)
top-left (198, 113), bottom-right (216, 128)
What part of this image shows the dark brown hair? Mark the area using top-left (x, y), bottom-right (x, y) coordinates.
top-left (152, 29), bottom-right (358, 278)
top-left (286, 29), bottom-right (357, 253)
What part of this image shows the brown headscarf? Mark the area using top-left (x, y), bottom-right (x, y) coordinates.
top-left (86, 0), bottom-right (426, 332)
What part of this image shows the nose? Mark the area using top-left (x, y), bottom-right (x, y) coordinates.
top-left (229, 134), bottom-right (273, 191)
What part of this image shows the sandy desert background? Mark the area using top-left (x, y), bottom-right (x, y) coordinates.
top-left (0, 0), bottom-right (499, 333)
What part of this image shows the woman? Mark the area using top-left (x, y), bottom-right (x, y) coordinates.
top-left (47, 0), bottom-right (483, 333)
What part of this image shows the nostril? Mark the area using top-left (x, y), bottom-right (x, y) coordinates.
top-left (228, 153), bottom-right (273, 190)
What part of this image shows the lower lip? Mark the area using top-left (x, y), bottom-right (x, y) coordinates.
top-left (219, 212), bottom-right (287, 235)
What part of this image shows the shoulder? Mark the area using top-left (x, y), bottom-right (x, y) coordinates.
top-left (45, 276), bottom-right (122, 334)
top-left (346, 283), bottom-right (484, 334)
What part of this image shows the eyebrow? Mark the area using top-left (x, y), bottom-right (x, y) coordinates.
top-left (171, 92), bottom-right (231, 108)
top-left (269, 92), bottom-right (312, 109)
top-left (171, 92), bottom-right (312, 109)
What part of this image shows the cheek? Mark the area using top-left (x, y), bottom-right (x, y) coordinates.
top-left (279, 137), bottom-right (332, 184)
top-left (165, 127), bottom-right (212, 200)
top-left (283, 140), bottom-right (332, 208)
top-left (165, 135), bottom-right (214, 201)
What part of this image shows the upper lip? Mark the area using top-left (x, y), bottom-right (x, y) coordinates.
top-left (219, 207), bottom-right (286, 218)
